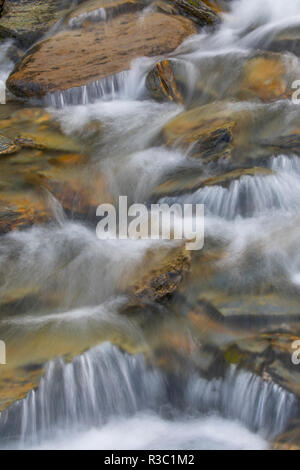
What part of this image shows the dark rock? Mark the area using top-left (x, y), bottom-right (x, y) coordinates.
top-left (174, 0), bottom-right (220, 27)
top-left (0, 0), bottom-right (75, 48)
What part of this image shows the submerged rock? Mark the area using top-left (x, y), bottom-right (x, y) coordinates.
top-left (15, 130), bottom-right (82, 153)
top-left (163, 103), bottom-right (237, 161)
top-left (152, 166), bottom-right (273, 199)
top-left (238, 54), bottom-right (295, 102)
top-left (261, 25), bottom-right (300, 57)
top-left (9, 107), bottom-right (55, 126)
top-left (48, 153), bottom-right (88, 167)
top-left (200, 167), bottom-right (274, 188)
top-left (223, 333), bottom-right (300, 398)
top-left (148, 52), bottom-right (296, 106)
top-left (65, 0), bottom-right (144, 27)
top-left (262, 126), bottom-right (300, 155)
top-left (0, 106), bottom-right (83, 153)
top-left (0, 134), bottom-right (19, 155)
top-left (36, 171), bottom-right (110, 217)
top-left (7, 12), bottom-right (197, 99)
top-left (0, 0), bottom-right (75, 48)
top-left (0, 107), bottom-right (58, 133)
top-left (0, 192), bottom-right (52, 234)
top-left (163, 100), bottom-right (300, 162)
top-left (273, 425), bottom-right (300, 450)
top-left (0, 104), bottom-right (112, 227)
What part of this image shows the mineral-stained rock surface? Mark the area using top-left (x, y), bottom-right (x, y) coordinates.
top-left (0, 0), bottom-right (75, 47)
top-left (7, 12), bottom-right (197, 98)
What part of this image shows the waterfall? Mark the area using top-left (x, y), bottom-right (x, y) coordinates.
top-left (185, 366), bottom-right (297, 439)
top-left (2, 0), bottom-right (300, 451)
top-left (0, 343), bottom-right (167, 445)
top-left (160, 155), bottom-right (300, 220)
top-left (0, 343), bottom-right (296, 448)
top-left (45, 72), bottom-right (130, 108)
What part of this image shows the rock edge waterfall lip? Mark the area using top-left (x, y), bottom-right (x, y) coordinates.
top-left (6, 11), bottom-right (197, 99)
top-left (0, 343), bottom-right (297, 447)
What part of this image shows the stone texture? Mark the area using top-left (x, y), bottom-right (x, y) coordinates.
top-left (130, 247), bottom-right (191, 301)
top-left (174, 0), bottom-right (220, 26)
top-left (0, 0), bottom-right (75, 47)
top-left (65, 0), bottom-right (144, 26)
top-left (7, 12), bottom-right (197, 98)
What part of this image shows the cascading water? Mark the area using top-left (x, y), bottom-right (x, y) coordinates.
top-left (160, 155), bottom-right (300, 219)
top-left (1, 0), bottom-right (300, 451)
top-left (0, 343), bottom-right (296, 449)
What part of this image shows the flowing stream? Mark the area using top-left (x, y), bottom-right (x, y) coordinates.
top-left (0, 0), bottom-right (300, 450)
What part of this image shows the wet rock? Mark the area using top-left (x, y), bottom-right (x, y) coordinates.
top-left (263, 126), bottom-right (300, 155)
top-left (0, 193), bottom-right (52, 234)
top-left (151, 0), bottom-right (179, 15)
top-left (0, 286), bottom-right (40, 308)
top-left (146, 60), bottom-right (184, 103)
top-left (9, 107), bottom-right (55, 126)
top-left (151, 168), bottom-right (206, 200)
top-left (0, 366), bottom-right (45, 412)
top-left (223, 333), bottom-right (300, 397)
top-left (201, 291), bottom-right (300, 324)
top-left (4, 43), bottom-right (24, 64)
top-left (172, 290), bottom-right (241, 349)
top-left (0, 108), bottom-right (58, 137)
top-left (130, 246), bottom-right (191, 302)
top-left (0, 134), bottom-right (19, 155)
top-left (174, 0), bottom-right (220, 27)
top-left (149, 53), bottom-right (296, 106)
top-left (163, 104), bottom-right (237, 161)
top-left (25, 168), bottom-right (111, 218)
top-left (15, 130), bottom-right (82, 153)
top-left (0, 107), bottom-right (81, 161)
top-left (7, 12), bottom-right (197, 99)
top-left (152, 166), bottom-right (273, 199)
top-left (65, 0), bottom-right (144, 27)
top-left (238, 54), bottom-right (295, 102)
top-left (201, 0), bottom-right (228, 12)
top-left (48, 153), bottom-right (88, 167)
top-left (273, 425), bottom-right (300, 450)
top-left (262, 25), bottom-right (300, 57)
top-left (0, 105), bottom-right (107, 225)
top-left (0, 0), bottom-right (75, 48)
top-left (146, 58), bottom-right (204, 104)
top-left (200, 167), bottom-right (274, 188)
top-left (163, 100), bottom-right (298, 162)
top-left (0, 109), bottom-right (77, 155)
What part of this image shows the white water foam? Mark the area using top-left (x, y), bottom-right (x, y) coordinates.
top-left (160, 155), bottom-right (300, 219)
top-left (0, 220), bottom-right (175, 310)
top-left (0, 343), bottom-right (167, 447)
top-left (0, 343), bottom-right (294, 449)
top-left (30, 414), bottom-right (268, 450)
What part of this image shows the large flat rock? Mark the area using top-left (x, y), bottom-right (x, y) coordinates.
top-left (7, 11), bottom-right (197, 98)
